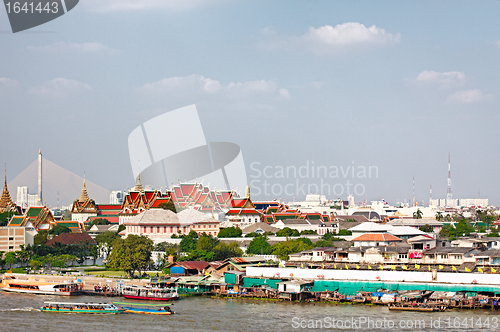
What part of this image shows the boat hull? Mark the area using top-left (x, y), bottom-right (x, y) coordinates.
top-left (123, 308), bottom-right (172, 315)
top-left (0, 287), bottom-right (77, 296)
top-left (122, 294), bottom-right (179, 301)
top-left (41, 307), bottom-right (125, 314)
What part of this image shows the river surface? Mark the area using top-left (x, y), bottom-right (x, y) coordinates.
top-left (0, 292), bottom-right (499, 331)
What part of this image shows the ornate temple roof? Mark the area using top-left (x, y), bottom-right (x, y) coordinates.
top-left (72, 176), bottom-right (97, 213)
top-left (0, 169), bottom-right (16, 213)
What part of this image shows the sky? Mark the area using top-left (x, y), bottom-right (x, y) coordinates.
top-left (1, 0), bottom-right (500, 207)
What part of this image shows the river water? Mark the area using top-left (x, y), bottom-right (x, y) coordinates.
top-left (1, 292), bottom-right (499, 331)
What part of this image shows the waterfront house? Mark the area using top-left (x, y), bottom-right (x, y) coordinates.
top-left (421, 247), bottom-right (480, 265)
top-left (166, 261), bottom-right (210, 276)
top-left (351, 233), bottom-right (402, 247)
top-left (277, 280), bottom-right (313, 300)
top-left (407, 234), bottom-right (436, 250)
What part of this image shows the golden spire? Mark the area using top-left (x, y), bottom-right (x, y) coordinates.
top-left (134, 173), bottom-right (144, 192)
top-left (0, 165), bottom-right (15, 210)
top-left (245, 184), bottom-right (250, 199)
top-left (78, 173), bottom-right (90, 202)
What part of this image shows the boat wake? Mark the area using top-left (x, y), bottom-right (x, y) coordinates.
top-left (0, 307), bottom-right (40, 312)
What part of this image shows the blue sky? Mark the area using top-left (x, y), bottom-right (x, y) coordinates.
top-left (1, 1), bottom-right (500, 206)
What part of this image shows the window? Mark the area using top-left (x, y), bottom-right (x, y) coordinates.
top-left (8, 246), bottom-right (13, 250)
top-left (440, 254), bottom-right (447, 259)
top-left (399, 254), bottom-right (408, 259)
top-left (8, 237), bottom-right (13, 241)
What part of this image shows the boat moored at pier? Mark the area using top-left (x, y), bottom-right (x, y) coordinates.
top-left (0, 277), bottom-right (82, 296)
top-left (121, 285), bottom-right (179, 301)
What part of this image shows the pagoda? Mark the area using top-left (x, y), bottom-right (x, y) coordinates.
top-left (0, 169), bottom-right (17, 213)
top-left (71, 175), bottom-right (98, 223)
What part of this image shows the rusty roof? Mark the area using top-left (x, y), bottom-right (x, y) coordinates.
top-left (170, 261), bottom-right (210, 271)
top-left (46, 232), bottom-right (96, 246)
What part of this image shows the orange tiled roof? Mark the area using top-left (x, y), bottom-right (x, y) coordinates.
top-left (351, 233), bottom-right (402, 242)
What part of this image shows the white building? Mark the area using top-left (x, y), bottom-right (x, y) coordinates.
top-left (109, 191), bottom-right (125, 204)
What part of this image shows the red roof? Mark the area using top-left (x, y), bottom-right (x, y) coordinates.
top-left (46, 232), bottom-right (96, 246)
top-left (351, 233), bottom-right (402, 242)
top-left (169, 261), bottom-right (209, 271)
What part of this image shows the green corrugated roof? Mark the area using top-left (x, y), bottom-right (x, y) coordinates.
top-left (26, 207), bottom-right (42, 217)
top-left (310, 280), bottom-right (500, 295)
top-left (57, 222), bottom-right (80, 228)
top-left (8, 216), bottom-right (24, 226)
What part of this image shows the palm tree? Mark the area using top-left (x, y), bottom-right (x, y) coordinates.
top-left (413, 209), bottom-right (423, 219)
top-left (435, 211), bottom-right (443, 221)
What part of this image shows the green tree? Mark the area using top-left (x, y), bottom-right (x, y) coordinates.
top-left (34, 230), bottom-right (49, 245)
top-left (158, 201), bottom-right (177, 213)
top-left (0, 251), bottom-right (5, 269)
top-left (95, 231), bottom-right (120, 257)
top-left (435, 211), bottom-right (444, 221)
top-left (117, 224), bottom-right (125, 233)
top-left (419, 224), bottom-right (433, 233)
top-left (300, 230), bottom-right (316, 235)
top-left (196, 234), bottom-right (219, 252)
top-left (5, 251), bottom-right (18, 269)
top-left (59, 254), bottom-right (77, 267)
top-left (85, 218), bottom-right (110, 231)
top-left (29, 258), bottom-right (43, 271)
top-left (179, 231), bottom-right (199, 252)
top-left (337, 229), bottom-right (352, 236)
top-left (271, 238), bottom-right (314, 261)
top-left (217, 227), bottom-right (242, 238)
top-left (107, 235), bottom-right (154, 278)
top-left (276, 227), bottom-right (300, 237)
top-left (48, 225), bottom-right (72, 236)
top-left (246, 235), bottom-right (272, 255)
top-left (0, 211), bottom-right (15, 227)
top-left (213, 242), bottom-right (243, 261)
top-left (413, 209), bottom-right (423, 219)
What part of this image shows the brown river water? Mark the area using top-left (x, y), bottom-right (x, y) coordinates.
top-left (0, 292), bottom-right (499, 331)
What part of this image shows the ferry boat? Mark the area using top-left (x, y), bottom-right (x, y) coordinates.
top-left (113, 302), bottom-right (174, 315)
top-left (0, 277), bottom-right (81, 296)
top-left (121, 285), bottom-right (179, 301)
top-left (41, 302), bottom-right (125, 314)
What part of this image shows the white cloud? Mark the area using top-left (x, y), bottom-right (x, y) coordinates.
top-left (279, 88), bottom-right (291, 100)
top-left (447, 89), bottom-right (494, 104)
top-left (140, 75), bottom-right (289, 99)
top-left (29, 78), bottom-right (91, 99)
top-left (0, 77), bottom-right (20, 88)
top-left (27, 42), bottom-right (119, 55)
top-left (302, 23), bottom-right (400, 46)
top-left (83, 0), bottom-right (226, 12)
top-left (415, 70), bottom-right (466, 89)
top-left (261, 22), bottom-right (400, 53)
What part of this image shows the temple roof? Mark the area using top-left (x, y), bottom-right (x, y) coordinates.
top-left (79, 177), bottom-right (90, 203)
top-left (0, 170), bottom-right (16, 212)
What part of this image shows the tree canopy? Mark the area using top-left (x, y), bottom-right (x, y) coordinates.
top-left (107, 235), bottom-right (154, 278)
top-left (419, 224), bottom-right (433, 233)
top-left (48, 225), bottom-right (72, 236)
top-left (246, 235), bottom-right (273, 255)
top-left (276, 227), bottom-right (299, 237)
top-left (217, 226), bottom-right (242, 238)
